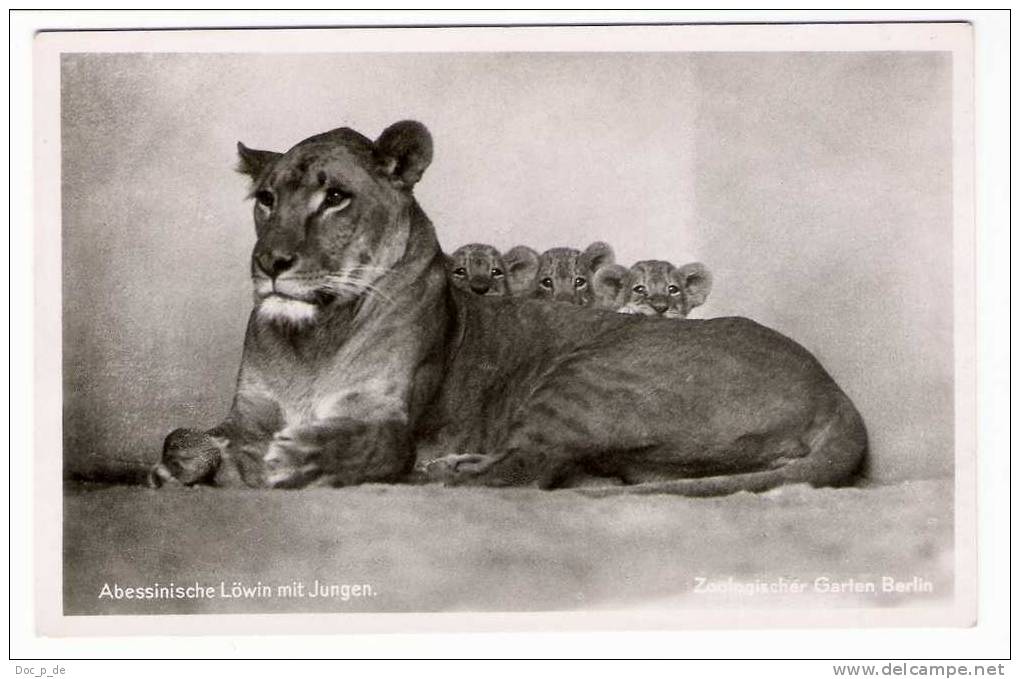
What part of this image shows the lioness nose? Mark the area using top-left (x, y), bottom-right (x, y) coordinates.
top-left (650, 297), bottom-right (669, 314)
top-left (256, 250), bottom-right (297, 277)
top-left (469, 278), bottom-right (490, 295)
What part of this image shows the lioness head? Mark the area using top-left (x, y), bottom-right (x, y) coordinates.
top-left (513, 242), bottom-right (615, 306)
top-left (236, 120), bottom-right (433, 326)
top-left (594, 260), bottom-right (712, 318)
top-left (446, 244), bottom-right (509, 296)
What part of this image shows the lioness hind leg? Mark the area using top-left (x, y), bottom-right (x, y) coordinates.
top-left (148, 428), bottom-right (223, 488)
top-left (420, 454), bottom-right (490, 484)
top-left (439, 445), bottom-right (578, 489)
top-left (440, 397), bottom-right (609, 488)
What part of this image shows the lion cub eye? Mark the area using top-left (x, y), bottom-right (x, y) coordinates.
top-left (633, 285), bottom-right (647, 295)
top-left (322, 187), bottom-right (351, 210)
top-left (539, 278), bottom-right (553, 290)
top-left (668, 284), bottom-right (681, 295)
top-left (453, 267), bottom-right (467, 278)
top-left (255, 190), bottom-right (275, 210)
top-left (491, 268), bottom-right (504, 278)
top-left (573, 277), bottom-right (588, 289)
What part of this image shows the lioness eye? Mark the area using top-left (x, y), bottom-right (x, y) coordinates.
top-left (574, 277), bottom-right (587, 289)
top-left (668, 285), bottom-right (681, 295)
top-left (255, 190), bottom-right (274, 209)
top-left (491, 268), bottom-right (504, 278)
top-left (322, 187), bottom-right (350, 208)
top-left (540, 278), bottom-right (553, 289)
top-left (453, 267), bottom-right (467, 277)
top-left (633, 285), bottom-right (647, 295)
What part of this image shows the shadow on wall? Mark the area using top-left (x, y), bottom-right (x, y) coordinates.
top-left (60, 51), bottom-right (954, 483)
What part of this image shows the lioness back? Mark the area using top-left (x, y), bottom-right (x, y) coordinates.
top-left (419, 292), bottom-right (863, 492)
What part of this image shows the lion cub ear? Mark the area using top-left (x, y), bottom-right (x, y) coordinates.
top-left (677, 262), bottom-right (713, 311)
top-left (592, 264), bottom-right (630, 310)
top-left (503, 245), bottom-right (540, 296)
top-left (580, 241), bottom-right (616, 273)
top-left (236, 142), bottom-right (282, 183)
top-left (374, 120), bottom-right (434, 190)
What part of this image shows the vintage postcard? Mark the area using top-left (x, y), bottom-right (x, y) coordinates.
top-left (32, 21), bottom-right (976, 636)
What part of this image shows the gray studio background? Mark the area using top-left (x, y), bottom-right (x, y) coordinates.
top-left (61, 51), bottom-right (953, 482)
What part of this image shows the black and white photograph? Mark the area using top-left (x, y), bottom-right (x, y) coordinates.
top-left (25, 19), bottom-right (986, 641)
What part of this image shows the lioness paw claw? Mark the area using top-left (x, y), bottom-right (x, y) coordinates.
top-left (422, 454), bottom-right (491, 484)
top-left (263, 438), bottom-right (324, 489)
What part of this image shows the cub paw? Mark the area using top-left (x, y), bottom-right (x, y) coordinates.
top-left (148, 428), bottom-right (223, 488)
top-left (422, 454), bottom-right (491, 484)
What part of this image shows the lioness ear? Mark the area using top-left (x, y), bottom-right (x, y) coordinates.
top-left (236, 142), bottom-right (282, 182)
top-left (592, 264), bottom-right (630, 310)
top-left (503, 245), bottom-right (540, 296)
top-left (374, 120), bottom-right (434, 190)
top-left (580, 241), bottom-right (616, 273)
top-left (678, 262), bottom-right (713, 311)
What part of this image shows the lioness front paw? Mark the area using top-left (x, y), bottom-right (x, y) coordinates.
top-left (263, 432), bottom-right (325, 489)
top-left (422, 454), bottom-right (491, 484)
top-left (149, 428), bottom-right (223, 488)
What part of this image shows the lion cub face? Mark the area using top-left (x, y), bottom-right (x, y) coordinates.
top-left (446, 244), bottom-right (509, 296)
top-left (510, 242), bottom-right (615, 306)
top-left (594, 260), bottom-right (712, 318)
top-left (236, 121), bottom-right (433, 326)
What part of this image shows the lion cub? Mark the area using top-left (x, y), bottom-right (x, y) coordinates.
top-left (593, 260), bottom-right (712, 318)
top-left (508, 242), bottom-right (616, 306)
top-left (446, 244), bottom-right (547, 297)
top-left (445, 244), bottom-right (509, 296)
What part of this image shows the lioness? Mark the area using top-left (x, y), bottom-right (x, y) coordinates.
top-left (507, 243), bottom-right (615, 306)
top-left (150, 120), bottom-right (867, 496)
top-left (594, 260), bottom-right (713, 318)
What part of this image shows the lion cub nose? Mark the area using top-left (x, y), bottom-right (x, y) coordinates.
top-left (468, 277), bottom-right (491, 295)
top-left (256, 250), bottom-right (297, 278)
top-left (649, 297), bottom-right (670, 315)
